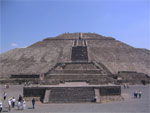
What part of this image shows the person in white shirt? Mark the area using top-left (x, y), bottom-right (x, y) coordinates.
top-left (8, 99), bottom-right (12, 111)
top-left (0, 102), bottom-right (2, 112)
top-left (22, 99), bottom-right (26, 110)
top-left (12, 97), bottom-right (16, 108)
top-left (17, 101), bottom-right (21, 110)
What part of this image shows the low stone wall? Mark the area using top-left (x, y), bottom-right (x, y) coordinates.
top-left (11, 74), bottom-right (40, 78)
top-left (23, 85), bottom-right (121, 103)
top-left (49, 87), bottom-right (95, 103)
top-left (117, 71), bottom-right (150, 84)
top-left (51, 70), bottom-right (103, 74)
top-left (0, 78), bottom-right (38, 85)
top-left (99, 86), bottom-right (121, 96)
top-left (23, 87), bottom-right (46, 102)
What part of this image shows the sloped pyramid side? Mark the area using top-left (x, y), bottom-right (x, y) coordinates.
top-left (0, 33), bottom-right (149, 78)
top-left (87, 39), bottom-right (150, 75)
top-left (0, 39), bottom-right (73, 77)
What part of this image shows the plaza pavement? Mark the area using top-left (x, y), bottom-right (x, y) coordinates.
top-left (0, 84), bottom-right (149, 113)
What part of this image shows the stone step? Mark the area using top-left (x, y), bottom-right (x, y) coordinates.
top-left (43, 89), bottom-right (51, 103)
top-left (71, 46), bottom-right (88, 61)
top-left (51, 70), bottom-right (103, 74)
top-left (59, 63), bottom-right (98, 70)
top-left (47, 73), bottom-right (108, 77)
top-left (49, 87), bottom-right (95, 103)
top-left (49, 99), bottom-right (92, 103)
top-left (48, 75), bottom-right (109, 79)
top-left (94, 88), bottom-right (101, 102)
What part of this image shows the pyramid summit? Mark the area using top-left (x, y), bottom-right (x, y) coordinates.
top-left (44, 32), bottom-right (115, 40)
top-left (0, 33), bottom-right (149, 84)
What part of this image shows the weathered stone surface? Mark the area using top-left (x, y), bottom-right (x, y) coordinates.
top-left (23, 85), bottom-right (121, 103)
top-left (117, 71), bottom-right (150, 84)
top-left (0, 33), bottom-right (149, 78)
top-left (44, 61), bottom-right (114, 85)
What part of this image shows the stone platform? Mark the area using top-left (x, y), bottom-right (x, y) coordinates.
top-left (1, 85), bottom-right (149, 113)
top-left (23, 83), bottom-right (121, 103)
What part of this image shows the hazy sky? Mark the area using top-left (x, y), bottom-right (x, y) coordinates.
top-left (1, 0), bottom-right (150, 53)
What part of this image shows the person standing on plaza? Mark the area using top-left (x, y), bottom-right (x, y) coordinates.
top-left (17, 100), bottom-right (21, 110)
top-left (12, 97), bottom-right (16, 108)
top-left (32, 98), bottom-right (36, 109)
top-left (22, 99), bottom-right (26, 110)
top-left (4, 84), bottom-right (7, 89)
top-left (124, 83), bottom-right (127, 88)
top-left (138, 90), bottom-right (142, 98)
top-left (126, 84), bottom-right (129, 88)
top-left (134, 90), bottom-right (138, 98)
top-left (0, 102), bottom-right (2, 112)
top-left (135, 91), bottom-right (138, 98)
top-left (3, 92), bottom-right (7, 100)
top-left (18, 95), bottom-right (23, 102)
top-left (8, 98), bottom-right (12, 111)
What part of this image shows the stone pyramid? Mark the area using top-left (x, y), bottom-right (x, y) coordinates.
top-left (0, 33), bottom-right (149, 79)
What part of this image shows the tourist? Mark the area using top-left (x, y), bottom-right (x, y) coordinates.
top-left (5, 85), bottom-right (9, 89)
top-left (0, 102), bottom-right (2, 112)
top-left (126, 84), bottom-right (129, 88)
top-left (124, 84), bottom-right (127, 88)
top-left (32, 98), bottom-right (36, 109)
top-left (94, 96), bottom-right (97, 102)
top-left (24, 82), bottom-right (27, 86)
top-left (4, 84), bottom-right (7, 89)
top-left (18, 95), bottom-right (23, 102)
top-left (138, 90), bottom-right (142, 98)
top-left (8, 98), bottom-right (12, 111)
top-left (6, 85), bottom-right (9, 88)
top-left (134, 91), bottom-right (138, 98)
top-left (17, 100), bottom-right (21, 110)
top-left (12, 97), bottom-right (16, 108)
top-left (3, 92), bottom-right (7, 100)
top-left (22, 99), bottom-right (26, 110)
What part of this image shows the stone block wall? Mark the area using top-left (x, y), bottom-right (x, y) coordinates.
top-left (49, 87), bottom-right (95, 103)
top-left (23, 87), bottom-right (46, 101)
top-left (118, 71), bottom-right (150, 84)
top-left (99, 86), bottom-right (121, 96)
top-left (11, 74), bottom-right (40, 78)
top-left (23, 85), bottom-right (121, 103)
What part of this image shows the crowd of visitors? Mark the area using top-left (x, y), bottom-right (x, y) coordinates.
top-left (1, 90), bottom-right (36, 112)
top-left (7, 95), bottom-right (26, 111)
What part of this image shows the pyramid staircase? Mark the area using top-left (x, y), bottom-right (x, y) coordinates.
top-left (44, 36), bottom-right (114, 85)
top-left (44, 61), bottom-right (114, 85)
